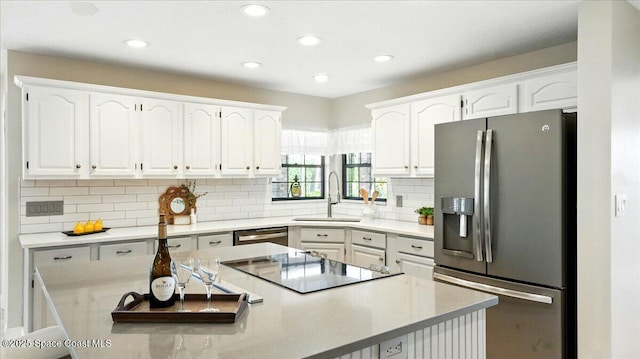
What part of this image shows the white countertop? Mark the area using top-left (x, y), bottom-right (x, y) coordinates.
top-left (19, 216), bottom-right (434, 249)
top-left (36, 243), bottom-right (496, 359)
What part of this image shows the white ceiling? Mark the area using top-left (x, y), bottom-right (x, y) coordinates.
top-left (1, 1), bottom-right (579, 98)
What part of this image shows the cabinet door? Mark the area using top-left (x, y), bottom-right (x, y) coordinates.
top-left (523, 71), bottom-right (577, 112)
top-left (300, 242), bottom-right (345, 262)
top-left (463, 83), bottom-right (518, 120)
top-left (411, 94), bottom-right (462, 176)
top-left (349, 244), bottom-right (385, 269)
top-left (89, 93), bottom-right (138, 177)
top-left (253, 110), bottom-right (281, 176)
top-left (394, 252), bottom-right (434, 278)
top-left (371, 104), bottom-right (411, 176)
top-left (220, 106), bottom-right (253, 176)
top-left (184, 103), bottom-right (220, 177)
top-left (140, 99), bottom-right (181, 177)
top-left (23, 86), bottom-right (88, 178)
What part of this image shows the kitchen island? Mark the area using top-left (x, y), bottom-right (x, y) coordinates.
top-left (35, 243), bottom-right (496, 359)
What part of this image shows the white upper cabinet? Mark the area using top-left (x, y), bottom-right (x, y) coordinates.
top-left (140, 99), bottom-right (181, 177)
top-left (220, 106), bottom-right (254, 176)
top-left (371, 104), bottom-right (411, 176)
top-left (253, 110), bottom-right (282, 176)
top-left (522, 71), bottom-right (577, 112)
top-left (411, 94), bottom-right (462, 177)
top-left (16, 76), bottom-right (285, 180)
top-left (183, 103), bottom-right (221, 177)
top-left (22, 86), bottom-right (88, 178)
top-left (89, 93), bottom-right (138, 177)
top-left (463, 83), bottom-right (518, 120)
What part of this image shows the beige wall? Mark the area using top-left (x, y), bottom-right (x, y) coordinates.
top-left (331, 41), bottom-right (578, 128)
top-left (577, 1), bottom-right (640, 358)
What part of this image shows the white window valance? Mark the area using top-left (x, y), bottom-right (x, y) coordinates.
top-left (329, 124), bottom-right (372, 155)
top-left (281, 129), bottom-right (330, 155)
top-left (281, 125), bottom-right (372, 156)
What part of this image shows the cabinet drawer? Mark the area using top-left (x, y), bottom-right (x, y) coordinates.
top-left (157, 236), bottom-right (193, 254)
top-left (33, 247), bottom-right (90, 268)
top-left (197, 233), bottom-right (232, 249)
top-left (351, 230), bottom-right (386, 249)
top-left (300, 228), bottom-right (344, 243)
top-left (99, 241), bottom-right (147, 260)
top-left (397, 237), bottom-right (434, 258)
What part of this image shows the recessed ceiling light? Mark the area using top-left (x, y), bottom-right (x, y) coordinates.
top-left (297, 35), bottom-right (322, 46)
top-left (314, 74), bottom-right (329, 83)
top-left (374, 55), bottom-right (394, 62)
top-left (241, 4), bottom-right (270, 17)
top-left (242, 61), bottom-right (262, 69)
top-left (124, 39), bottom-right (148, 48)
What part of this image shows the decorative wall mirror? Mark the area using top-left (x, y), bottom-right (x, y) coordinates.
top-left (159, 186), bottom-right (196, 224)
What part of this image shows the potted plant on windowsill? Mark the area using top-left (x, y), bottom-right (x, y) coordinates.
top-left (415, 207), bottom-right (434, 225)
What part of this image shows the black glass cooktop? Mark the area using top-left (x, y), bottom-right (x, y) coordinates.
top-left (221, 251), bottom-right (401, 294)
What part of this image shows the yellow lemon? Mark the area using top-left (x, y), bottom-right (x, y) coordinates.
top-left (73, 222), bottom-right (85, 234)
top-left (84, 220), bottom-right (95, 232)
top-left (94, 219), bottom-right (103, 231)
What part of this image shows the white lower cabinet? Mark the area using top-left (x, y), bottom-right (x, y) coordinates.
top-left (300, 242), bottom-right (345, 262)
top-left (388, 236), bottom-right (435, 279)
top-left (197, 233), bottom-right (233, 249)
top-left (99, 241), bottom-right (147, 260)
top-left (31, 246), bottom-right (91, 331)
top-left (350, 244), bottom-right (385, 270)
top-left (394, 252), bottom-right (435, 278)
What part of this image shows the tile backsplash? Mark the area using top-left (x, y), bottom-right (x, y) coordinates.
top-left (19, 177), bottom-right (434, 234)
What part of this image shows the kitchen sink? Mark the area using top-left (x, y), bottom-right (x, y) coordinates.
top-left (292, 217), bottom-right (361, 222)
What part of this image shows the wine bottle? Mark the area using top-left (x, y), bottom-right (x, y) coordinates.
top-left (149, 214), bottom-right (176, 308)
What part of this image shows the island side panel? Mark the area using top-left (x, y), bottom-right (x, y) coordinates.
top-left (337, 309), bottom-right (486, 359)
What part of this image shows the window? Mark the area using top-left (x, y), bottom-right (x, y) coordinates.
top-left (272, 154), bottom-right (325, 200)
top-left (342, 152), bottom-right (387, 201)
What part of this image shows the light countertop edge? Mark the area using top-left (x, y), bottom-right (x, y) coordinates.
top-left (19, 216), bottom-right (435, 249)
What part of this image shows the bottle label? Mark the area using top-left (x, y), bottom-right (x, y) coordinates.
top-left (151, 276), bottom-right (176, 301)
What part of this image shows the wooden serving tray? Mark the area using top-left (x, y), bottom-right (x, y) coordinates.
top-left (111, 292), bottom-right (248, 323)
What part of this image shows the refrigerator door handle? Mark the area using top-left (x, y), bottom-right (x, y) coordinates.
top-left (473, 130), bottom-right (484, 261)
top-left (433, 272), bottom-right (553, 304)
top-left (483, 129), bottom-right (494, 263)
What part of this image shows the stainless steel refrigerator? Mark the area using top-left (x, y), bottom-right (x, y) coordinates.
top-left (433, 109), bottom-right (576, 359)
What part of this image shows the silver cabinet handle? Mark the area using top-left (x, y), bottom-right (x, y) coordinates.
top-left (362, 237), bottom-right (372, 241)
top-left (433, 272), bottom-right (552, 304)
top-left (411, 244), bottom-right (423, 249)
top-left (54, 255), bottom-right (72, 260)
top-left (167, 244), bottom-right (181, 249)
top-left (208, 240), bottom-right (222, 245)
top-left (116, 250), bottom-right (132, 254)
top-left (483, 129), bottom-right (494, 263)
top-left (473, 130), bottom-right (485, 262)
top-left (316, 234), bottom-right (328, 237)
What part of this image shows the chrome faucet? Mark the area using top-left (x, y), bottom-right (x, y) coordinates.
top-left (327, 171), bottom-right (341, 218)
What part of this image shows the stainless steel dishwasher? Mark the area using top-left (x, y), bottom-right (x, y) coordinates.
top-left (233, 227), bottom-right (288, 246)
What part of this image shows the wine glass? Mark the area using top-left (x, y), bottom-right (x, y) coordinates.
top-left (170, 257), bottom-right (194, 312)
top-left (197, 257), bottom-right (220, 312)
